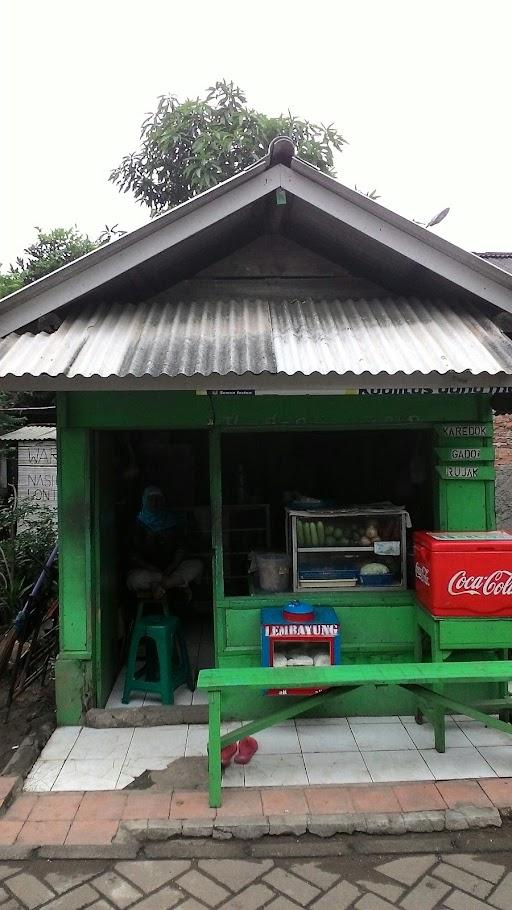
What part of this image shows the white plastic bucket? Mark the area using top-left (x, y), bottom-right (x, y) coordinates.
top-left (255, 552), bottom-right (290, 593)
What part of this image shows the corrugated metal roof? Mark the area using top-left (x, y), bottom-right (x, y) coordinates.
top-left (0, 297), bottom-right (511, 380)
top-left (0, 425), bottom-right (56, 442)
top-left (477, 253), bottom-right (512, 275)
top-left (2, 139), bottom-right (512, 337)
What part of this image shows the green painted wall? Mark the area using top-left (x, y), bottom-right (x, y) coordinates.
top-left (56, 390), bottom-right (496, 723)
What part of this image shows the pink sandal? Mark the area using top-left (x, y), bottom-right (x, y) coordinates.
top-left (221, 743), bottom-right (237, 767)
top-left (234, 737), bottom-right (258, 765)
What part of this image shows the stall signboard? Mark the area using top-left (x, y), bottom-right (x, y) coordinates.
top-left (435, 465), bottom-right (495, 481)
top-left (261, 606), bottom-right (341, 696)
top-left (435, 446), bottom-right (494, 462)
top-left (436, 424), bottom-right (491, 440)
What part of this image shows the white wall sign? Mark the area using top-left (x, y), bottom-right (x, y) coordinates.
top-left (17, 442), bottom-right (57, 507)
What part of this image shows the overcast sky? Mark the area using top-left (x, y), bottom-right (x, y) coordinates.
top-left (1, 0), bottom-right (511, 268)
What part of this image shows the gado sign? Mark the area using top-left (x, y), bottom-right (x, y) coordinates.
top-left (18, 442), bottom-right (57, 508)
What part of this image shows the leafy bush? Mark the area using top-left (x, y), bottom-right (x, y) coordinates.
top-left (0, 490), bottom-right (57, 624)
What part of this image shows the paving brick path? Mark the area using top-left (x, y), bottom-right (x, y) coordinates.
top-left (2, 852), bottom-right (512, 908)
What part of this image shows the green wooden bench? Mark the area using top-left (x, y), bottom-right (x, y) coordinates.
top-left (197, 661), bottom-right (512, 807)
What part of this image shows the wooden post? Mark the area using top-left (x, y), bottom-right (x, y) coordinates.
top-left (55, 425), bottom-right (93, 724)
top-left (209, 428), bottom-right (224, 666)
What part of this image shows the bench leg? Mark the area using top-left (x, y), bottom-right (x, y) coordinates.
top-left (208, 690), bottom-right (222, 809)
top-left (433, 706), bottom-right (446, 753)
top-left (414, 624), bottom-right (424, 725)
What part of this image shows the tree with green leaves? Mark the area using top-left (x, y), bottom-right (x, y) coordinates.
top-left (0, 224), bottom-right (126, 301)
top-left (110, 80), bottom-right (346, 214)
top-left (0, 273), bottom-right (23, 299)
top-left (11, 226), bottom-right (97, 286)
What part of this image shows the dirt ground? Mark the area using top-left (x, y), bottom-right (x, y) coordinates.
top-left (0, 672), bottom-right (55, 771)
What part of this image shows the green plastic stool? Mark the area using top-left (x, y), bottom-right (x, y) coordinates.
top-left (122, 614), bottom-right (193, 705)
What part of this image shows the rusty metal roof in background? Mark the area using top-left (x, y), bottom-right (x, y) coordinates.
top-left (0, 425), bottom-right (56, 442)
top-left (1, 296), bottom-right (512, 381)
top-left (477, 253), bottom-right (512, 275)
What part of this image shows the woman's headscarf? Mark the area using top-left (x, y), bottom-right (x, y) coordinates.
top-left (137, 486), bottom-right (179, 533)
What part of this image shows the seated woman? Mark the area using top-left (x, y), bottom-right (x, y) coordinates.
top-left (127, 486), bottom-right (202, 601)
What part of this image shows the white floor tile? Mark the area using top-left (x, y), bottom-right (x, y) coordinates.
top-left (363, 750), bottom-right (433, 783)
top-left (114, 694), bottom-right (145, 708)
top-left (173, 685), bottom-right (194, 706)
top-left (52, 759), bottom-right (125, 791)
top-left (141, 693), bottom-right (161, 706)
top-left (185, 726), bottom-right (209, 757)
top-left (222, 761), bottom-right (245, 787)
top-left (403, 722), bottom-right (470, 750)
top-left (38, 727), bottom-right (82, 761)
top-left (455, 721), bottom-right (512, 747)
top-left (350, 722), bottom-right (416, 751)
top-left (142, 689), bottom-right (194, 706)
top-left (244, 754), bottom-right (308, 787)
top-left (478, 746), bottom-right (512, 776)
top-left (295, 716), bottom-right (350, 726)
top-left (400, 715), bottom-right (459, 727)
top-left (116, 773), bottom-right (136, 789)
top-left (297, 723), bottom-right (359, 753)
top-left (68, 727), bottom-right (134, 761)
top-left (119, 757), bottom-right (172, 782)
top-left (303, 752), bottom-right (371, 785)
top-left (248, 725), bottom-right (301, 755)
top-left (127, 725), bottom-right (188, 759)
top-left (349, 716), bottom-right (401, 724)
top-left (107, 669), bottom-right (145, 708)
top-left (24, 760), bottom-right (64, 792)
top-left (420, 747), bottom-right (496, 780)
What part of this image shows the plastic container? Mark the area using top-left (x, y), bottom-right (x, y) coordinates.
top-left (255, 552), bottom-right (290, 593)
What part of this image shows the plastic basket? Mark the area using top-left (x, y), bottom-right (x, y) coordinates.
top-left (359, 573), bottom-right (395, 586)
top-left (299, 567), bottom-right (358, 581)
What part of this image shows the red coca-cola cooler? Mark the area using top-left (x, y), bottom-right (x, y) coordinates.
top-left (414, 530), bottom-right (512, 617)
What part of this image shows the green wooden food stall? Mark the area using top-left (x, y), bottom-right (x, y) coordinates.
top-left (1, 138), bottom-right (512, 726)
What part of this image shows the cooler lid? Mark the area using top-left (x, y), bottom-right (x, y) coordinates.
top-left (427, 531), bottom-right (512, 541)
top-left (282, 600), bottom-right (315, 621)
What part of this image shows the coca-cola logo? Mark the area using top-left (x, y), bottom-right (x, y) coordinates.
top-left (448, 570), bottom-right (512, 596)
top-left (415, 562), bottom-right (430, 586)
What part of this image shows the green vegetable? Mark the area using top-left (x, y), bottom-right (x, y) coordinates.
top-left (325, 535), bottom-right (336, 546)
top-left (334, 528), bottom-right (343, 540)
top-left (296, 520), bottom-right (304, 546)
top-left (310, 522), bottom-right (318, 547)
top-left (360, 562), bottom-right (391, 575)
top-left (303, 521), bottom-right (311, 547)
top-left (317, 521), bottom-right (325, 546)
top-left (325, 525), bottom-right (334, 536)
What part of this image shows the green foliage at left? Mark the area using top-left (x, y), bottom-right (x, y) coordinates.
top-left (0, 226), bottom-right (97, 298)
top-left (0, 492), bottom-right (57, 624)
top-left (12, 226), bottom-right (97, 285)
top-left (0, 223), bottom-right (125, 301)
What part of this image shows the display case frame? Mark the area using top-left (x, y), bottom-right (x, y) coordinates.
top-left (286, 507), bottom-right (408, 592)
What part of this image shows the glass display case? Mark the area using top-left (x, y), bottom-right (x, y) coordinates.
top-left (286, 507), bottom-right (408, 592)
